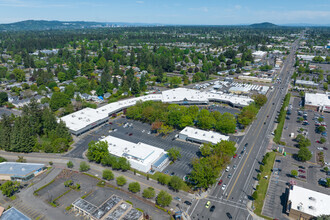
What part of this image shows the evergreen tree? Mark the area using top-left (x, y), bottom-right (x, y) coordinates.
top-left (131, 78), bottom-right (140, 95)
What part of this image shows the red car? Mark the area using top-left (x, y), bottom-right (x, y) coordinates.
top-left (316, 140), bottom-right (320, 144)
top-left (298, 169), bottom-right (306, 173)
top-left (218, 180), bottom-right (223, 185)
top-left (233, 154), bottom-right (237, 158)
top-left (129, 133), bottom-right (133, 136)
top-left (299, 175), bottom-right (306, 179)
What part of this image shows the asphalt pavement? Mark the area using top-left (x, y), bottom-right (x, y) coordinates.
top-left (188, 34), bottom-right (303, 220)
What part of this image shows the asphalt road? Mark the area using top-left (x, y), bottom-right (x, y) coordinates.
top-left (189, 35), bottom-right (303, 219)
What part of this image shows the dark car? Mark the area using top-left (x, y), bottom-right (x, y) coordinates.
top-left (299, 175), bottom-right (306, 179)
top-left (244, 143), bottom-right (248, 147)
top-left (298, 169), bottom-right (305, 173)
top-left (226, 212), bottom-right (233, 219)
top-left (298, 166), bottom-right (305, 169)
top-left (210, 205), bottom-right (215, 212)
top-left (170, 172), bottom-right (175, 176)
top-left (184, 201), bottom-right (192, 206)
top-left (129, 133), bottom-right (133, 136)
top-left (324, 147), bottom-right (328, 150)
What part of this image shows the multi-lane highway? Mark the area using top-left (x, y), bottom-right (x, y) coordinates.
top-left (189, 35), bottom-right (302, 220)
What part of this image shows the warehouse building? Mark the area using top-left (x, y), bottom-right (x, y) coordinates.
top-left (178, 127), bottom-right (229, 145)
top-left (304, 93), bottom-right (330, 112)
top-left (100, 136), bottom-right (169, 173)
top-left (287, 185), bottom-right (330, 220)
top-left (0, 162), bottom-right (46, 181)
top-left (252, 51), bottom-right (267, 59)
top-left (61, 88), bottom-right (253, 136)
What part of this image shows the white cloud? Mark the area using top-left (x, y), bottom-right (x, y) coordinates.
top-left (136, 1), bottom-right (144, 4)
top-left (234, 5), bottom-right (242, 10)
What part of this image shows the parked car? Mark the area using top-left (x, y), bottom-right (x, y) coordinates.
top-left (184, 201), bottom-right (192, 206)
top-left (227, 174), bottom-right (232, 179)
top-left (226, 212), bottom-right (233, 219)
top-left (174, 197), bottom-right (181, 201)
top-left (299, 175), bottom-right (306, 179)
top-left (218, 180), bottom-right (223, 185)
top-left (226, 166), bottom-right (230, 172)
top-left (205, 201), bottom-right (211, 208)
top-left (210, 205), bottom-right (216, 212)
top-left (233, 154), bottom-right (237, 158)
top-left (222, 184), bottom-right (227, 190)
top-left (298, 169), bottom-right (305, 173)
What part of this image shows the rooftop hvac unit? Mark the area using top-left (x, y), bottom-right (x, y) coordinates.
top-left (309, 197), bottom-right (316, 201)
top-left (308, 206), bottom-right (315, 210)
top-left (211, 136), bottom-right (214, 138)
top-left (203, 134), bottom-right (205, 136)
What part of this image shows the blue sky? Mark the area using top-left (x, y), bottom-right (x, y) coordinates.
top-left (0, 0), bottom-right (329, 25)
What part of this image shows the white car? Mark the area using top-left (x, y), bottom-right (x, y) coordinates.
top-left (222, 184), bottom-right (227, 190)
top-left (225, 166), bottom-right (230, 172)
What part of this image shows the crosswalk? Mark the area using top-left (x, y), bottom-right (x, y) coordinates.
top-left (11, 199), bottom-right (46, 220)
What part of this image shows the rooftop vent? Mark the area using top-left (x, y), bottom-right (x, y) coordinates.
top-left (309, 197), bottom-right (316, 201)
top-left (308, 206), bottom-right (315, 210)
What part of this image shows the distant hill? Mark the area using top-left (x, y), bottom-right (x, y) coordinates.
top-left (0, 20), bottom-right (163, 31)
top-left (250, 22), bottom-right (278, 28)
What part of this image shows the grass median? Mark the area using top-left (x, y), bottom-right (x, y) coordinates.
top-left (253, 152), bottom-right (276, 220)
top-left (274, 93), bottom-right (291, 144)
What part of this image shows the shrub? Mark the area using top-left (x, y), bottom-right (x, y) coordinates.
top-left (128, 182), bottom-right (140, 193)
top-left (67, 161), bottom-right (74, 168)
top-left (116, 176), bottom-right (127, 186)
top-left (102, 169), bottom-right (114, 181)
top-left (79, 162), bottom-right (90, 172)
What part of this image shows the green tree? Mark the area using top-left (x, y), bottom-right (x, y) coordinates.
top-left (57, 72), bottom-right (66, 82)
top-left (156, 190), bottom-right (172, 207)
top-left (317, 126), bottom-right (326, 133)
top-left (297, 147), bottom-right (312, 162)
top-left (291, 170), bottom-right (298, 177)
top-left (128, 182), bottom-right (141, 193)
top-left (67, 161), bottom-right (74, 168)
top-left (320, 137), bottom-right (326, 144)
top-left (0, 181), bottom-right (20, 197)
top-left (158, 124), bottom-right (173, 135)
top-left (215, 112), bottom-right (236, 134)
top-left (142, 187), bottom-right (156, 199)
top-left (169, 176), bottom-right (183, 191)
top-left (117, 157), bottom-right (130, 171)
top-left (116, 176), bottom-right (127, 186)
top-left (49, 92), bottom-right (70, 111)
top-left (86, 141), bottom-right (109, 163)
top-left (252, 94), bottom-right (268, 108)
top-left (13, 68), bottom-right (25, 82)
top-left (157, 173), bottom-right (168, 185)
top-left (167, 147), bottom-right (182, 162)
top-left (316, 214), bottom-right (330, 220)
top-left (0, 92), bottom-right (8, 106)
top-left (179, 115), bottom-right (194, 129)
top-left (131, 78), bottom-right (140, 95)
top-left (102, 169), bottom-right (114, 180)
top-left (79, 161), bottom-right (90, 172)
top-left (0, 156), bottom-right (7, 162)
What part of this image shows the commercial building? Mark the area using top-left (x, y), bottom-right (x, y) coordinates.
top-left (238, 75), bottom-right (272, 83)
top-left (252, 51), bottom-right (267, 59)
top-left (178, 127), bottom-right (229, 145)
top-left (61, 88), bottom-right (253, 136)
top-left (0, 162), bottom-right (46, 181)
top-left (0, 207), bottom-right (31, 220)
top-left (304, 93), bottom-right (330, 112)
top-left (295, 80), bottom-right (319, 87)
top-left (72, 194), bottom-right (143, 220)
top-left (100, 136), bottom-right (169, 173)
top-left (297, 55), bottom-right (326, 62)
top-left (287, 185), bottom-right (330, 220)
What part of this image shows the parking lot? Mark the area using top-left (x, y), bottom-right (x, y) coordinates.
top-left (262, 154), bottom-right (330, 219)
top-left (108, 117), bottom-right (200, 178)
top-left (281, 96), bottom-right (330, 164)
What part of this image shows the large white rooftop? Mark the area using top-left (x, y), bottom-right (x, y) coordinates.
top-left (100, 136), bottom-right (166, 166)
top-left (61, 88), bottom-right (253, 132)
top-left (180, 126), bottom-right (229, 144)
top-left (305, 93), bottom-right (330, 107)
top-left (289, 185), bottom-right (330, 217)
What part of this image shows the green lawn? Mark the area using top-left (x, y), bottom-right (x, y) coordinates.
top-left (274, 93), bottom-right (291, 144)
top-left (253, 152), bottom-right (276, 219)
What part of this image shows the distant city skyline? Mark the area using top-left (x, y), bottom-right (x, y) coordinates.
top-left (0, 0), bottom-right (329, 25)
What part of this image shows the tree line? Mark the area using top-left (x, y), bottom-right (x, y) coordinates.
top-left (0, 100), bottom-right (72, 153)
top-left (126, 101), bottom-right (237, 134)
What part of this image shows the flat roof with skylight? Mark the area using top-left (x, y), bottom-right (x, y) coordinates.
top-left (288, 185), bottom-right (330, 217)
top-left (179, 126), bottom-right (229, 145)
